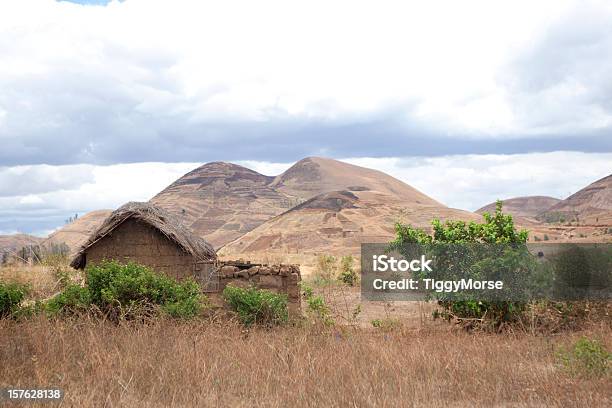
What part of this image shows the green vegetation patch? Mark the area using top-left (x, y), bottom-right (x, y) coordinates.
top-left (86, 261), bottom-right (204, 319)
top-left (0, 281), bottom-right (30, 318)
top-left (301, 283), bottom-right (334, 326)
top-left (557, 337), bottom-right (611, 378)
top-left (223, 285), bottom-right (288, 326)
top-left (44, 261), bottom-right (205, 319)
top-left (390, 201), bottom-right (529, 328)
top-left (46, 284), bottom-right (91, 317)
top-left (338, 255), bottom-right (358, 286)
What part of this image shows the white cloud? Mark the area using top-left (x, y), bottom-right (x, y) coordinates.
top-left (18, 195), bottom-right (44, 205)
top-left (344, 152), bottom-right (612, 210)
top-left (1, 0), bottom-right (611, 167)
top-left (0, 1), bottom-right (610, 234)
top-left (0, 164), bottom-right (95, 196)
top-left (0, 162), bottom-right (199, 235)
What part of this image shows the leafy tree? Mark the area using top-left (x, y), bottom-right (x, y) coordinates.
top-left (389, 201), bottom-right (530, 328)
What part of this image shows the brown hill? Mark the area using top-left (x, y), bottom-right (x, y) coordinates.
top-left (537, 174), bottom-right (612, 224)
top-left (150, 157), bottom-right (448, 249)
top-left (0, 234), bottom-right (43, 255)
top-left (476, 196), bottom-right (561, 221)
top-left (270, 157), bottom-right (442, 205)
top-left (150, 162), bottom-right (297, 249)
top-left (43, 210), bottom-right (112, 252)
top-left (221, 189), bottom-right (480, 257)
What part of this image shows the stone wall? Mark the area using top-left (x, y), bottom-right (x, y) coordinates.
top-left (215, 261), bottom-right (301, 313)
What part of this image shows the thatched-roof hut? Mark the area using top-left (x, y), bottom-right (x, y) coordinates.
top-left (70, 202), bottom-right (216, 281)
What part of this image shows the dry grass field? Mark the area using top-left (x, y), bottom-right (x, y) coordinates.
top-left (1, 318), bottom-right (610, 407)
top-left (1, 264), bottom-right (610, 407)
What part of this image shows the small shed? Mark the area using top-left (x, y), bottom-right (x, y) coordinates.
top-left (70, 202), bottom-right (217, 282)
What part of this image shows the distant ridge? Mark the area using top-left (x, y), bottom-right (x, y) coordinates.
top-left (537, 174), bottom-right (612, 224)
top-left (0, 234), bottom-right (43, 255)
top-left (221, 188), bottom-right (479, 256)
top-left (476, 196), bottom-right (561, 220)
top-left (43, 210), bottom-right (112, 252)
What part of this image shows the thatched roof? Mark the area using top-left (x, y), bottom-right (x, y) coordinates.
top-left (70, 202), bottom-right (216, 269)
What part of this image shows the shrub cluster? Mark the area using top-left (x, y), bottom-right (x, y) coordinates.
top-left (338, 255), bottom-right (358, 286)
top-left (86, 261), bottom-right (203, 319)
top-left (223, 285), bottom-right (288, 326)
top-left (557, 337), bottom-right (610, 378)
top-left (0, 282), bottom-right (29, 318)
top-left (45, 261), bottom-right (205, 319)
top-left (45, 284), bottom-right (91, 316)
top-left (313, 254), bottom-right (359, 287)
top-left (301, 283), bottom-right (334, 326)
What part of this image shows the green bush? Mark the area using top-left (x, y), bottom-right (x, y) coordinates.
top-left (390, 201), bottom-right (529, 328)
top-left (161, 281), bottom-right (204, 318)
top-left (557, 337), bottom-right (610, 377)
top-left (85, 261), bottom-right (204, 319)
top-left (12, 301), bottom-right (45, 320)
top-left (0, 282), bottom-right (29, 318)
top-left (223, 285), bottom-right (288, 326)
top-left (46, 284), bottom-right (91, 316)
top-left (301, 283), bottom-right (334, 326)
top-left (338, 255), bottom-right (358, 286)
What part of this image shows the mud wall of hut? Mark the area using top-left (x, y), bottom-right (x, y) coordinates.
top-left (85, 219), bottom-right (195, 280)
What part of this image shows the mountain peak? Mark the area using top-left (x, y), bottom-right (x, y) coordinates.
top-left (270, 156), bottom-right (443, 206)
top-left (160, 161), bottom-right (273, 192)
top-left (189, 160), bottom-right (267, 176)
top-left (150, 161), bottom-right (287, 248)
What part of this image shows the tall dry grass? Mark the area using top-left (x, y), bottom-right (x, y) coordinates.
top-left (1, 317), bottom-right (610, 407)
top-left (0, 265), bottom-right (60, 300)
top-left (1, 264), bottom-right (610, 407)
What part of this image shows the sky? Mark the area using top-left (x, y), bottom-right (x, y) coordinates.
top-left (0, 0), bottom-right (611, 236)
